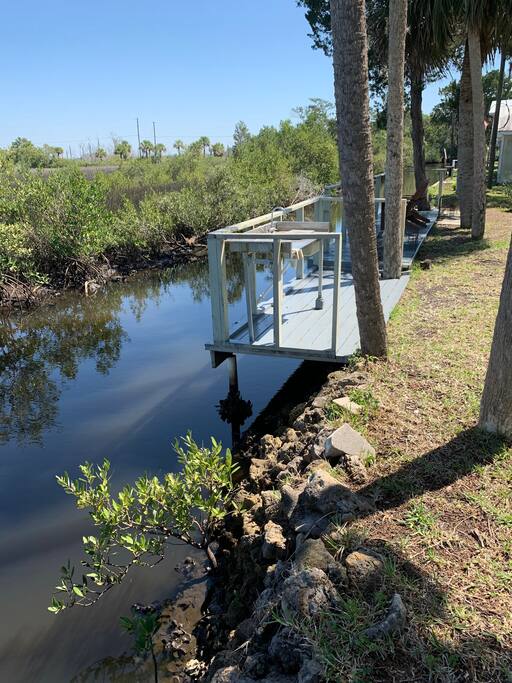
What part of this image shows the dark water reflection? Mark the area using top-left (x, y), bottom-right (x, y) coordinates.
top-left (0, 258), bottom-right (299, 682)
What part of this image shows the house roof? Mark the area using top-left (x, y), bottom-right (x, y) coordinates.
top-left (489, 100), bottom-right (512, 132)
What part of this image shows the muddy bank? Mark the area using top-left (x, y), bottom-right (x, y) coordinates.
top-left (0, 237), bottom-right (207, 312)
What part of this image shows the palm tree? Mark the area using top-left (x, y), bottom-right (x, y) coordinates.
top-left (154, 143), bottom-right (166, 160)
top-left (458, 42), bottom-right (474, 229)
top-left (383, 0), bottom-right (408, 279)
top-left (211, 142), bottom-right (225, 157)
top-left (198, 136), bottom-right (210, 156)
top-left (173, 139), bottom-right (185, 155)
top-left (114, 141), bottom-right (131, 160)
top-left (139, 140), bottom-right (154, 159)
top-left (95, 147), bottom-right (107, 161)
top-left (479, 234), bottom-right (512, 438)
top-left (331, 0), bottom-right (387, 357)
top-left (487, 50), bottom-right (507, 188)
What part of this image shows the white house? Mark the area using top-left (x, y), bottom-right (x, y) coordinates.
top-left (489, 99), bottom-right (512, 183)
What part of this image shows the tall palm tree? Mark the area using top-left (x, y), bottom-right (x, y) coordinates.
top-left (198, 136), bottom-right (211, 157)
top-left (479, 233), bottom-right (512, 438)
top-left (173, 139), bottom-right (185, 155)
top-left (330, 0), bottom-right (388, 357)
top-left (487, 50), bottom-right (507, 188)
top-left (383, 0), bottom-right (408, 279)
top-left (458, 42), bottom-right (474, 229)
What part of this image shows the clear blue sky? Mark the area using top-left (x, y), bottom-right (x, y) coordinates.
top-left (2, 0), bottom-right (477, 155)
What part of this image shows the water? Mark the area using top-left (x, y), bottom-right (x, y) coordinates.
top-left (0, 259), bottom-right (300, 682)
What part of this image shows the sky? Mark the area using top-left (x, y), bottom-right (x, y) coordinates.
top-left (1, 1), bottom-right (478, 156)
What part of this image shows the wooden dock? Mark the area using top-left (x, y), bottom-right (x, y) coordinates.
top-left (205, 181), bottom-right (442, 368)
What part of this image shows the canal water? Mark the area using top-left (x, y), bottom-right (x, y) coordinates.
top-left (0, 259), bottom-right (301, 682)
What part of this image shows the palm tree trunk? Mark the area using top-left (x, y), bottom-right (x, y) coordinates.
top-left (468, 27), bottom-right (487, 240)
top-left (479, 234), bottom-right (512, 438)
top-left (383, 0), bottom-right (407, 279)
top-left (487, 50), bottom-right (506, 188)
top-left (410, 72), bottom-right (430, 211)
top-left (330, 0), bottom-right (387, 358)
top-left (458, 41), bottom-right (474, 229)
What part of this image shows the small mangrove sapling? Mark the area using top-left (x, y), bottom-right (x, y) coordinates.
top-left (49, 433), bottom-right (238, 613)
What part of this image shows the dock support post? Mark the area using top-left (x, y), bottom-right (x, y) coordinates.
top-left (228, 355), bottom-right (238, 394)
top-left (208, 235), bottom-right (229, 344)
top-left (315, 239), bottom-right (324, 310)
top-left (437, 169), bottom-right (444, 215)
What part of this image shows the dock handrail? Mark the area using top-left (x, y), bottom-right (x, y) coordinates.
top-left (208, 229), bottom-right (342, 354)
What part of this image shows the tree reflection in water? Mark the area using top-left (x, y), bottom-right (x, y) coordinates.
top-left (0, 255), bottom-right (246, 446)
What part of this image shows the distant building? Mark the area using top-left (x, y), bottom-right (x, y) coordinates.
top-left (489, 100), bottom-right (512, 183)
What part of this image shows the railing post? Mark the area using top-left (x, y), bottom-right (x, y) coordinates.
top-left (273, 238), bottom-right (282, 348)
top-left (295, 206), bottom-right (305, 222)
top-left (242, 253), bottom-right (255, 342)
top-left (400, 198), bottom-right (407, 265)
top-left (438, 169), bottom-right (444, 215)
top-left (331, 234), bottom-right (342, 356)
top-left (208, 235), bottom-right (229, 343)
top-left (315, 239), bottom-right (324, 310)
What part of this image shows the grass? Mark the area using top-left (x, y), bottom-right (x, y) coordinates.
top-left (315, 202), bottom-right (512, 681)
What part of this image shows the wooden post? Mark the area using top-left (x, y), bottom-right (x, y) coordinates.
top-left (400, 198), bottom-right (407, 268)
top-left (315, 239), bottom-right (324, 310)
top-left (437, 169), bottom-right (444, 215)
top-left (208, 235), bottom-right (229, 343)
top-left (331, 234), bottom-right (342, 356)
top-left (242, 253), bottom-right (255, 342)
top-left (273, 238), bottom-right (282, 348)
top-left (295, 206), bottom-right (305, 222)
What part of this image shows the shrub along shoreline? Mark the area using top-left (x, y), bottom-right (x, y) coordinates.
top-left (1, 108), bottom-right (340, 310)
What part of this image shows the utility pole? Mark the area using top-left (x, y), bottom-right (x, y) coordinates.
top-left (153, 121), bottom-right (157, 161)
top-left (136, 117), bottom-right (141, 158)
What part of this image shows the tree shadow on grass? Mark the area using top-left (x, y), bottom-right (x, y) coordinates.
top-left (358, 427), bottom-right (507, 514)
top-left (417, 223), bottom-right (492, 263)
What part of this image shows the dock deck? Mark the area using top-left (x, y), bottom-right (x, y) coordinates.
top-left (205, 183), bottom-right (442, 367)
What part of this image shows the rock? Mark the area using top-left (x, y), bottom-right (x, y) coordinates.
top-left (298, 658), bottom-right (324, 683)
top-left (364, 593), bottom-right (407, 640)
top-left (292, 512), bottom-right (331, 538)
top-left (324, 424), bottom-right (375, 461)
top-left (280, 483), bottom-right (302, 520)
top-left (233, 490), bottom-right (262, 511)
top-left (243, 653), bottom-right (268, 677)
top-left (295, 539), bottom-right (346, 585)
top-left (249, 458), bottom-right (273, 487)
top-left (324, 423), bottom-right (374, 482)
top-left (281, 567), bottom-right (338, 621)
top-left (312, 395), bottom-right (329, 409)
top-left (300, 467), bottom-right (370, 516)
top-left (242, 515), bottom-right (261, 537)
top-left (259, 434), bottom-right (282, 458)
top-left (262, 521), bottom-right (287, 561)
top-left (284, 427), bottom-right (298, 443)
top-left (332, 396), bottom-right (362, 414)
top-left (210, 666), bottom-right (252, 683)
top-left (269, 627), bottom-right (310, 673)
top-left (261, 490), bottom-right (281, 521)
top-left (345, 548), bottom-right (385, 592)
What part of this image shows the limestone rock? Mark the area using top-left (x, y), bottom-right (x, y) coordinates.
top-left (262, 521), bottom-right (287, 561)
top-left (324, 423), bottom-right (375, 461)
top-left (345, 548), bottom-right (385, 592)
top-left (259, 434), bottom-right (282, 458)
top-left (298, 658), bottom-right (325, 683)
top-left (295, 538), bottom-right (346, 585)
top-left (332, 396), bottom-right (362, 414)
top-left (312, 395), bottom-right (329, 409)
top-left (269, 627), bottom-right (311, 673)
top-left (301, 467), bottom-right (368, 516)
top-left (241, 515), bottom-right (260, 537)
top-left (210, 665), bottom-right (252, 683)
top-left (281, 567), bottom-right (338, 621)
top-left (249, 458), bottom-right (273, 487)
top-left (324, 423), bottom-right (374, 482)
top-left (243, 653), bottom-right (267, 678)
top-left (364, 593), bottom-right (407, 640)
top-left (261, 490), bottom-right (282, 521)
